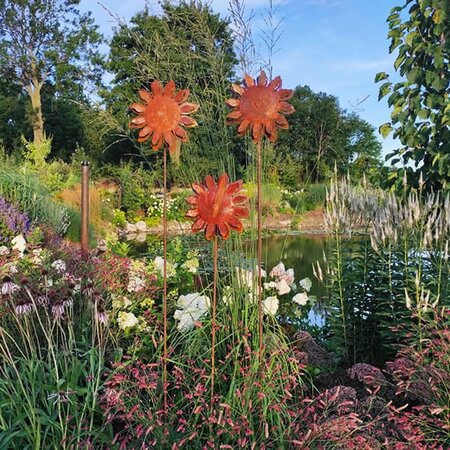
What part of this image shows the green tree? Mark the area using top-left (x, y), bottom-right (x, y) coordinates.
top-left (105, 1), bottom-right (239, 183)
top-left (0, 68), bottom-right (30, 153)
top-left (277, 86), bottom-right (382, 185)
top-left (376, 0), bottom-right (449, 191)
top-left (0, 0), bottom-right (104, 145)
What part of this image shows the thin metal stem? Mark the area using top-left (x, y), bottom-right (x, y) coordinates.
top-left (163, 147), bottom-right (168, 417)
top-left (211, 235), bottom-right (218, 411)
top-left (80, 161), bottom-right (90, 261)
top-left (257, 140), bottom-right (263, 362)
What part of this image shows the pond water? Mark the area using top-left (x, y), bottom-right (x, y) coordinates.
top-left (260, 234), bottom-right (329, 328)
top-left (129, 232), bottom-right (330, 329)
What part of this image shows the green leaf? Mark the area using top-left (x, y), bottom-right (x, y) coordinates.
top-left (379, 123), bottom-right (393, 138)
top-left (432, 77), bottom-right (448, 91)
top-left (406, 67), bottom-right (420, 84)
top-left (375, 72), bottom-right (388, 82)
top-left (432, 153), bottom-right (440, 166)
top-left (432, 8), bottom-right (444, 24)
top-left (378, 82), bottom-right (392, 100)
top-left (418, 109), bottom-right (429, 119)
top-left (405, 31), bottom-right (418, 45)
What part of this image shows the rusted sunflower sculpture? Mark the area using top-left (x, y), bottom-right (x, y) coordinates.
top-left (129, 80), bottom-right (198, 421)
top-left (186, 173), bottom-right (248, 413)
top-left (186, 173), bottom-right (248, 240)
top-left (226, 70), bottom-right (294, 143)
top-left (130, 80), bottom-right (199, 153)
top-left (226, 71), bottom-right (294, 365)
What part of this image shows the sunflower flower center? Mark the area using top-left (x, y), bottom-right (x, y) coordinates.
top-left (144, 96), bottom-right (181, 132)
top-left (239, 86), bottom-right (279, 122)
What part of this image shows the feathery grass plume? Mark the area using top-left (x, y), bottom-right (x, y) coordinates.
top-left (323, 173), bottom-right (450, 364)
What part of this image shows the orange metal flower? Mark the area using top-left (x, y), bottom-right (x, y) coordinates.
top-left (186, 173), bottom-right (248, 240)
top-left (129, 80), bottom-right (199, 153)
top-left (226, 70), bottom-right (294, 143)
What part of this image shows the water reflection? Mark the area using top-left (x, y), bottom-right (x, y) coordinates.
top-left (262, 234), bottom-right (328, 299)
top-left (260, 234), bottom-right (330, 329)
top-left (130, 232), bottom-right (331, 329)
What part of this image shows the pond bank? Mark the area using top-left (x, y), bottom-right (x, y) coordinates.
top-left (121, 207), bottom-right (328, 240)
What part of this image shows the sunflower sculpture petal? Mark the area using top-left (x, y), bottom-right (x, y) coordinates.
top-left (186, 173), bottom-right (249, 240)
top-left (129, 80), bottom-right (199, 153)
top-left (226, 70), bottom-right (294, 144)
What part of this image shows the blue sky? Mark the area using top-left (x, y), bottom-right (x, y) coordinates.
top-left (79, 0), bottom-right (402, 157)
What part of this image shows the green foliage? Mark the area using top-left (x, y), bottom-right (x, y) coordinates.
top-left (325, 177), bottom-right (450, 364)
top-left (376, 0), bottom-right (449, 192)
top-left (112, 209), bottom-right (127, 228)
top-left (282, 184), bottom-right (327, 213)
top-left (0, 0), bottom-right (104, 98)
top-left (108, 162), bottom-right (156, 218)
top-left (64, 206), bottom-right (96, 245)
top-left (105, 1), bottom-right (240, 181)
top-left (0, 168), bottom-right (70, 235)
top-left (0, 71), bottom-right (30, 153)
top-left (0, 245), bottom-right (111, 448)
top-left (277, 86), bottom-right (382, 184)
top-left (22, 135), bottom-right (52, 169)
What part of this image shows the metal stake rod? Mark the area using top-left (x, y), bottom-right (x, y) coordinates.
top-left (81, 161), bottom-right (90, 261)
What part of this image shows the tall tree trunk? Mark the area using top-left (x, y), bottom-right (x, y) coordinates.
top-left (27, 78), bottom-right (44, 144)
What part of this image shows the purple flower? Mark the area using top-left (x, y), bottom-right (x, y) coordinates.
top-left (0, 197), bottom-right (30, 245)
top-left (52, 303), bottom-right (65, 319)
top-left (15, 302), bottom-right (33, 315)
top-left (1, 276), bottom-right (19, 295)
top-left (96, 309), bottom-right (108, 324)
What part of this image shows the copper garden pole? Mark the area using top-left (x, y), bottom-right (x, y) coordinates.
top-left (81, 161), bottom-right (90, 261)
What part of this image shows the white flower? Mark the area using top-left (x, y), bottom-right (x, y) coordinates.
top-left (405, 289), bottom-right (412, 310)
top-left (112, 296), bottom-right (132, 310)
top-left (263, 281), bottom-right (278, 290)
top-left (174, 293), bottom-right (210, 331)
top-left (276, 278), bottom-right (291, 295)
top-left (235, 266), bottom-right (265, 290)
top-left (182, 258), bottom-right (199, 274)
top-left (11, 235), bottom-right (26, 256)
top-left (235, 267), bottom-right (254, 290)
top-left (51, 260), bottom-right (66, 274)
top-left (270, 262), bottom-right (294, 286)
top-left (270, 262), bottom-right (285, 278)
top-left (31, 249), bottom-right (43, 265)
top-left (263, 296), bottom-right (279, 315)
top-left (153, 256), bottom-right (176, 277)
top-left (293, 292), bottom-right (309, 306)
top-left (127, 276), bottom-right (146, 293)
top-left (5, 263), bottom-right (18, 274)
top-left (299, 277), bottom-right (312, 292)
top-left (117, 311), bottom-right (139, 330)
top-left (281, 268), bottom-right (295, 286)
top-left (0, 246), bottom-right (10, 256)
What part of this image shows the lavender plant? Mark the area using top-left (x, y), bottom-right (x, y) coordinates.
top-left (0, 196), bottom-right (30, 245)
